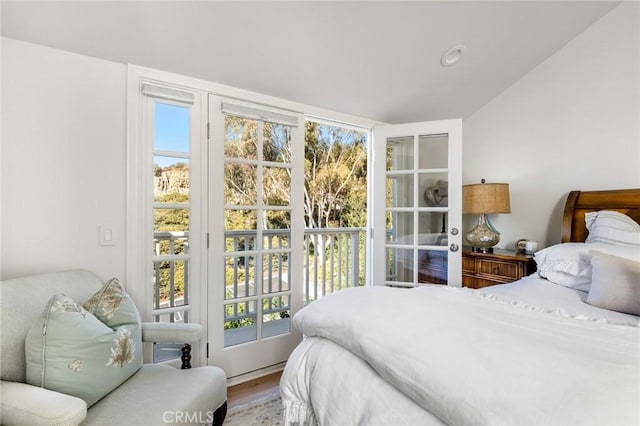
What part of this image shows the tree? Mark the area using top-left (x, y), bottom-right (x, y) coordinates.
top-left (303, 122), bottom-right (367, 229)
top-left (223, 117), bottom-right (368, 231)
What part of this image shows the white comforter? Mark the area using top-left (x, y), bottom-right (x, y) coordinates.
top-left (282, 285), bottom-right (639, 425)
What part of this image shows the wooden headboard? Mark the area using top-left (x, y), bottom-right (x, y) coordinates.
top-left (561, 188), bottom-right (640, 243)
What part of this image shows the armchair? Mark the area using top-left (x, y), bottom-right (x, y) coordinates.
top-left (0, 270), bottom-right (227, 425)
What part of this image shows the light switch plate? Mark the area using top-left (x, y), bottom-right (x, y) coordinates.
top-left (99, 225), bottom-right (115, 246)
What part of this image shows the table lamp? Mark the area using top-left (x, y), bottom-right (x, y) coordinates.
top-left (463, 180), bottom-right (511, 253)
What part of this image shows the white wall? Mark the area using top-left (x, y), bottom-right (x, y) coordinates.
top-left (2, 1), bottom-right (638, 280)
top-left (463, 1), bottom-right (640, 250)
top-left (1, 38), bottom-right (127, 280)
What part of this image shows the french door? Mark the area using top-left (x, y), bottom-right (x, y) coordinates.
top-left (373, 120), bottom-right (462, 287)
top-left (207, 96), bottom-right (305, 378)
top-left (135, 77), bottom-right (461, 377)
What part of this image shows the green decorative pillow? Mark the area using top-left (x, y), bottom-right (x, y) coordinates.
top-left (25, 278), bottom-right (142, 407)
top-left (84, 278), bottom-right (141, 329)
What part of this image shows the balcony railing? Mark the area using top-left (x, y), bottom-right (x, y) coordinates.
top-left (153, 227), bottom-right (365, 317)
top-left (303, 227), bottom-right (365, 303)
top-left (152, 227), bottom-right (365, 357)
top-left (153, 231), bottom-right (189, 323)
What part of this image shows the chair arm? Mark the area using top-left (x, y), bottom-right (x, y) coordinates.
top-left (0, 381), bottom-right (87, 426)
top-left (141, 322), bottom-right (203, 343)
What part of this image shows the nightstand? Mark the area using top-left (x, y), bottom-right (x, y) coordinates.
top-left (462, 247), bottom-right (536, 289)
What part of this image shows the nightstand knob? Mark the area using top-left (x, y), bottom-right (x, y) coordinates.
top-left (450, 228), bottom-right (459, 235)
top-left (449, 243), bottom-right (459, 252)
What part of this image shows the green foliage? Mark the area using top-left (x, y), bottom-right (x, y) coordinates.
top-left (155, 260), bottom-right (185, 303)
top-left (154, 210), bottom-right (189, 233)
top-left (154, 192), bottom-right (189, 306)
top-left (223, 117), bottom-right (292, 233)
top-left (304, 121), bottom-right (368, 229)
top-left (224, 299), bottom-right (255, 330)
top-left (223, 118), bottom-right (368, 230)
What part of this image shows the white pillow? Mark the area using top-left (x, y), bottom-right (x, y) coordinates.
top-left (585, 210), bottom-right (640, 246)
top-left (534, 242), bottom-right (640, 292)
top-left (587, 251), bottom-right (640, 316)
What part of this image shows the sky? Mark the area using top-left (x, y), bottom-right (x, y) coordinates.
top-left (152, 101), bottom-right (369, 169)
top-left (154, 102), bottom-right (190, 168)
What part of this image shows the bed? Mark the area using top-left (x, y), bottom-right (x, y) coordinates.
top-left (280, 188), bottom-right (640, 425)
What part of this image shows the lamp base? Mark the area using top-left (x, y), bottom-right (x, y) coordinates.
top-left (465, 213), bottom-right (500, 253)
top-left (471, 246), bottom-right (494, 254)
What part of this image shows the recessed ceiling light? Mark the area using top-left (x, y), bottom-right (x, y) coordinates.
top-left (440, 44), bottom-right (466, 67)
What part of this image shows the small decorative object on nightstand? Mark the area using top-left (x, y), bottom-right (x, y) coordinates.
top-left (462, 247), bottom-right (536, 289)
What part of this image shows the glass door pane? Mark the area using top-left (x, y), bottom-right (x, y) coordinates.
top-left (222, 118), bottom-right (294, 347)
top-left (385, 134), bottom-right (449, 285)
top-left (374, 121), bottom-right (462, 287)
top-left (209, 95), bottom-right (305, 378)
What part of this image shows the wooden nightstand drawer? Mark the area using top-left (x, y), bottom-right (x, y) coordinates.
top-left (462, 248), bottom-right (536, 289)
top-left (462, 257), bottom-right (476, 273)
top-left (463, 275), bottom-right (505, 289)
top-left (477, 259), bottom-right (519, 280)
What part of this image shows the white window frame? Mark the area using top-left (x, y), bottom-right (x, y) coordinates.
top-left (127, 74), bottom-right (207, 364)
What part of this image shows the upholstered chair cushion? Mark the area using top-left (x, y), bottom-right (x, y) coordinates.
top-left (85, 363), bottom-right (228, 425)
top-left (0, 381), bottom-right (87, 425)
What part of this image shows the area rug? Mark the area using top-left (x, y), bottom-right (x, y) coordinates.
top-left (225, 392), bottom-right (283, 426)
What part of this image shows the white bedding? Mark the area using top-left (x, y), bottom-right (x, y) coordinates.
top-left (282, 337), bottom-right (445, 426)
top-left (281, 278), bottom-right (640, 425)
top-left (481, 275), bottom-right (639, 326)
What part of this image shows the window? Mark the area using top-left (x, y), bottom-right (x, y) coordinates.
top-left (136, 83), bottom-right (204, 363)
top-left (153, 102), bottom-right (191, 324)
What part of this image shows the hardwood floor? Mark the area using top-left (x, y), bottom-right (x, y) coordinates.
top-left (227, 370), bottom-right (283, 409)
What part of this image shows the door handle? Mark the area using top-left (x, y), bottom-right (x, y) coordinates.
top-left (450, 228), bottom-right (459, 235)
top-left (449, 243), bottom-right (459, 252)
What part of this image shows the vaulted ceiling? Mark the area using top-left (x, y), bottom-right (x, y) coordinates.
top-left (1, 1), bottom-right (619, 123)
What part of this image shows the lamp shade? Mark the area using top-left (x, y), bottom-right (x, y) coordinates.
top-left (463, 183), bottom-right (511, 214)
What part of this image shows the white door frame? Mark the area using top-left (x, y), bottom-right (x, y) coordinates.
top-left (372, 119), bottom-right (462, 287)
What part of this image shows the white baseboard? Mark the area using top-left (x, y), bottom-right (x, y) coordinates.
top-left (226, 362), bottom-right (286, 387)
